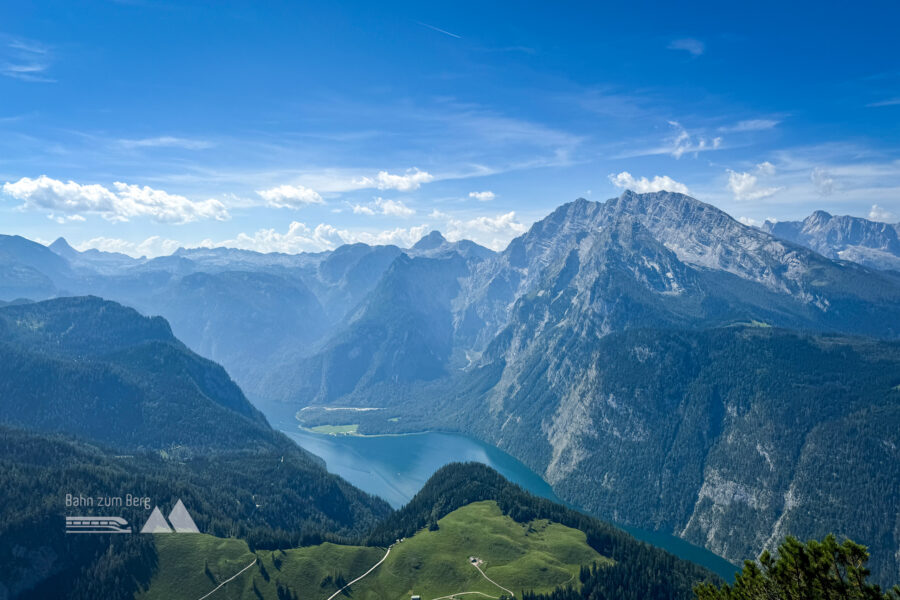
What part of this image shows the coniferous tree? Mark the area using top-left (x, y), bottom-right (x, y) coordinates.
top-left (694, 535), bottom-right (900, 600)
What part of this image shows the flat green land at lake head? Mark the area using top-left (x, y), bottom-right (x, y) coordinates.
top-left (308, 423), bottom-right (359, 435)
top-left (139, 501), bottom-right (608, 600)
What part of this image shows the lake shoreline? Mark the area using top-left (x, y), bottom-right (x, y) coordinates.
top-left (283, 426), bottom-right (741, 582)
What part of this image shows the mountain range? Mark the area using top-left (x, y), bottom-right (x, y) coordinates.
top-left (762, 210), bottom-right (900, 272)
top-left (2, 190), bottom-right (899, 586)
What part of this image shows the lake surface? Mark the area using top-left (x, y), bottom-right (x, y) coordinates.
top-left (283, 426), bottom-right (740, 581)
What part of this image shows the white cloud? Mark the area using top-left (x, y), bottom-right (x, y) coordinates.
top-left (220, 222), bottom-right (344, 253)
top-left (71, 208), bottom-right (529, 257)
top-left (344, 225), bottom-right (431, 247)
top-left (738, 216), bottom-right (762, 227)
top-left (444, 211), bottom-right (528, 251)
top-left (2, 175), bottom-right (229, 223)
top-left (256, 184), bottom-right (324, 209)
top-left (668, 121), bottom-right (722, 158)
top-left (667, 38), bottom-right (705, 56)
top-left (352, 197), bottom-right (415, 217)
top-left (75, 236), bottom-right (182, 258)
top-left (469, 190), bottom-right (496, 202)
top-left (810, 167), bottom-right (835, 195)
top-left (118, 136), bottom-right (213, 150)
top-left (609, 171), bottom-right (690, 194)
top-left (756, 161), bottom-right (776, 176)
top-left (48, 213), bottom-right (86, 224)
top-left (718, 119), bottom-right (779, 133)
top-left (378, 198), bottom-right (415, 217)
top-left (354, 168), bottom-right (434, 191)
top-left (869, 204), bottom-right (897, 222)
top-left (217, 221), bottom-right (430, 253)
top-left (726, 162), bottom-right (783, 201)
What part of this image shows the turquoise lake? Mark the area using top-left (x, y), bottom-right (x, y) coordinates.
top-left (283, 426), bottom-right (740, 581)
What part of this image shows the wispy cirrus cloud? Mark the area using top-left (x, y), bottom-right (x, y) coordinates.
top-left (416, 21), bottom-right (462, 39)
top-left (614, 120), bottom-right (723, 159)
top-left (1, 36), bottom-right (55, 82)
top-left (718, 119), bottom-right (780, 132)
top-left (117, 136), bottom-right (214, 150)
top-left (866, 97), bottom-right (900, 108)
top-left (668, 120), bottom-right (722, 158)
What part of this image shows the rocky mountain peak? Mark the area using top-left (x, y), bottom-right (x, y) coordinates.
top-left (412, 230), bottom-right (448, 251)
top-left (49, 237), bottom-right (78, 258)
top-left (763, 210), bottom-right (900, 270)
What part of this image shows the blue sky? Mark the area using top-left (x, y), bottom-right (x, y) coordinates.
top-left (1, 0), bottom-right (899, 256)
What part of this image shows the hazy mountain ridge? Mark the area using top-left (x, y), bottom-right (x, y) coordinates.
top-left (0, 296), bottom-right (276, 450)
top-left (762, 210), bottom-right (900, 271)
top-left (11, 234), bottom-right (493, 398)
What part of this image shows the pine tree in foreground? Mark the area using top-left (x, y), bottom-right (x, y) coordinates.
top-left (695, 535), bottom-right (900, 600)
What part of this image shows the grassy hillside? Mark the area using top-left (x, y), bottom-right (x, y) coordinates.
top-left (139, 501), bottom-right (606, 600)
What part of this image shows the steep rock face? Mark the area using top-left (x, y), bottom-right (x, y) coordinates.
top-left (469, 328), bottom-right (900, 585)
top-left (453, 192), bottom-right (900, 356)
top-left (285, 192), bottom-right (900, 409)
top-left (283, 192), bottom-right (900, 584)
top-left (763, 210), bottom-right (900, 271)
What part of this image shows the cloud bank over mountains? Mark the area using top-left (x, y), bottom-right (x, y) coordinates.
top-left (3, 175), bottom-right (229, 224)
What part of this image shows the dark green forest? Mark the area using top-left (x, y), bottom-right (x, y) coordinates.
top-left (0, 298), bottom-right (392, 599)
top-left (0, 426), bottom-right (390, 599)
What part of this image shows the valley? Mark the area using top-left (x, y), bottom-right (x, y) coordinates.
top-left (4, 4), bottom-right (900, 597)
top-left (283, 425), bottom-right (741, 581)
top-left (2, 191), bottom-right (899, 597)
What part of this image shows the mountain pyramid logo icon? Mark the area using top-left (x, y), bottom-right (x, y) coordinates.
top-left (140, 499), bottom-right (200, 534)
top-left (140, 506), bottom-right (173, 533)
top-left (167, 499), bottom-right (200, 533)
